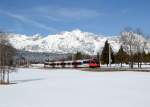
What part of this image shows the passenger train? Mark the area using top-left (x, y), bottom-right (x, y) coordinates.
top-left (44, 59), bottom-right (100, 68)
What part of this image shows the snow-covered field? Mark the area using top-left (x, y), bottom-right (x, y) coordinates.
top-left (0, 68), bottom-right (150, 107)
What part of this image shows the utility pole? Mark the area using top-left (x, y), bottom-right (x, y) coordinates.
top-left (109, 43), bottom-right (111, 68)
top-left (72, 53), bottom-right (74, 61)
top-left (99, 52), bottom-right (101, 67)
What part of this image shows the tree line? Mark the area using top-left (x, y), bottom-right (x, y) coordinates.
top-left (100, 27), bottom-right (150, 68)
top-left (100, 40), bottom-right (150, 68)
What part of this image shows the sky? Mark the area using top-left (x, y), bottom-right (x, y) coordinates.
top-left (0, 0), bottom-right (150, 36)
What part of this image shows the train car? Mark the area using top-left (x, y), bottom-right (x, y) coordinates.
top-left (44, 59), bottom-right (100, 68)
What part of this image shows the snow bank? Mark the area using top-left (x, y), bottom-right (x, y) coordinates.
top-left (0, 68), bottom-right (150, 107)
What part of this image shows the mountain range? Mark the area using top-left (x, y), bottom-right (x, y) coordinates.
top-left (8, 29), bottom-right (149, 55)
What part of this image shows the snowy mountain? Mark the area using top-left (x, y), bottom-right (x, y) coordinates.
top-left (7, 29), bottom-right (149, 55)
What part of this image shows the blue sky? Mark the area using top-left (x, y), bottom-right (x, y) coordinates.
top-left (0, 0), bottom-right (150, 36)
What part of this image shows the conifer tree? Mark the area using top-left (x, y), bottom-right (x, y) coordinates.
top-left (100, 40), bottom-right (114, 66)
top-left (142, 51), bottom-right (146, 62)
top-left (96, 52), bottom-right (100, 64)
top-left (115, 45), bottom-right (128, 67)
top-left (75, 51), bottom-right (83, 60)
top-left (144, 52), bottom-right (150, 63)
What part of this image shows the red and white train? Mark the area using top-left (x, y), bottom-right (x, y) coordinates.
top-left (44, 59), bottom-right (100, 68)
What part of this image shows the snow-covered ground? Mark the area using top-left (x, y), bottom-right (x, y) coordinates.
top-left (0, 68), bottom-right (150, 107)
top-left (101, 64), bottom-right (150, 68)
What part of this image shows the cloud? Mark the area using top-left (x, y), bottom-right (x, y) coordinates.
top-left (21, 6), bottom-right (100, 21)
top-left (57, 8), bottom-right (99, 19)
top-left (0, 6), bottom-right (100, 34)
top-left (0, 9), bottom-right (57, 32)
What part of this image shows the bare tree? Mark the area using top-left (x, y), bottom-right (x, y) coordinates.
top-left (134, 28), bottom-right (147, 68)
top-left (120, 27), bottom-right (148, 68)
top-left (0, 31), bottom-right (16, 84)
top-left (120, 27), bottom-right (137, 68)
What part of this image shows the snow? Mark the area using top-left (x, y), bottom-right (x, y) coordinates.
top-left (6, 29), bottom-right (150, 55)
top-left (8, 29), bottom-right (120, 55)
top-left (0, 68), bottom-right (150, 107)
top-left (101, 63), bottom-right (150, 69)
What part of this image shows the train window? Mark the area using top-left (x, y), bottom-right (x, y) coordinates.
top-left (83, 61), bottom-right (87, 64)
top-left (44, 63), bottom-right (48, 65)
top-left (86, 61), bottom-right (90, 63)
top-left (83, 61), bottom-right (90, 64)
top-left (72, 62), bottom-right (77, 65)
top-left (77, 62), bottom-right (81, 65)
top-left (67, 63), bottom-right (71, 65)
top-left (61, 63), bottom-right (66, 65)
top-left (50, 63), bottom-right (56, 66)
top-left (72, 62), bottom-right (75, 65)
top-left (72, 62), bottom-right (81, 65)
